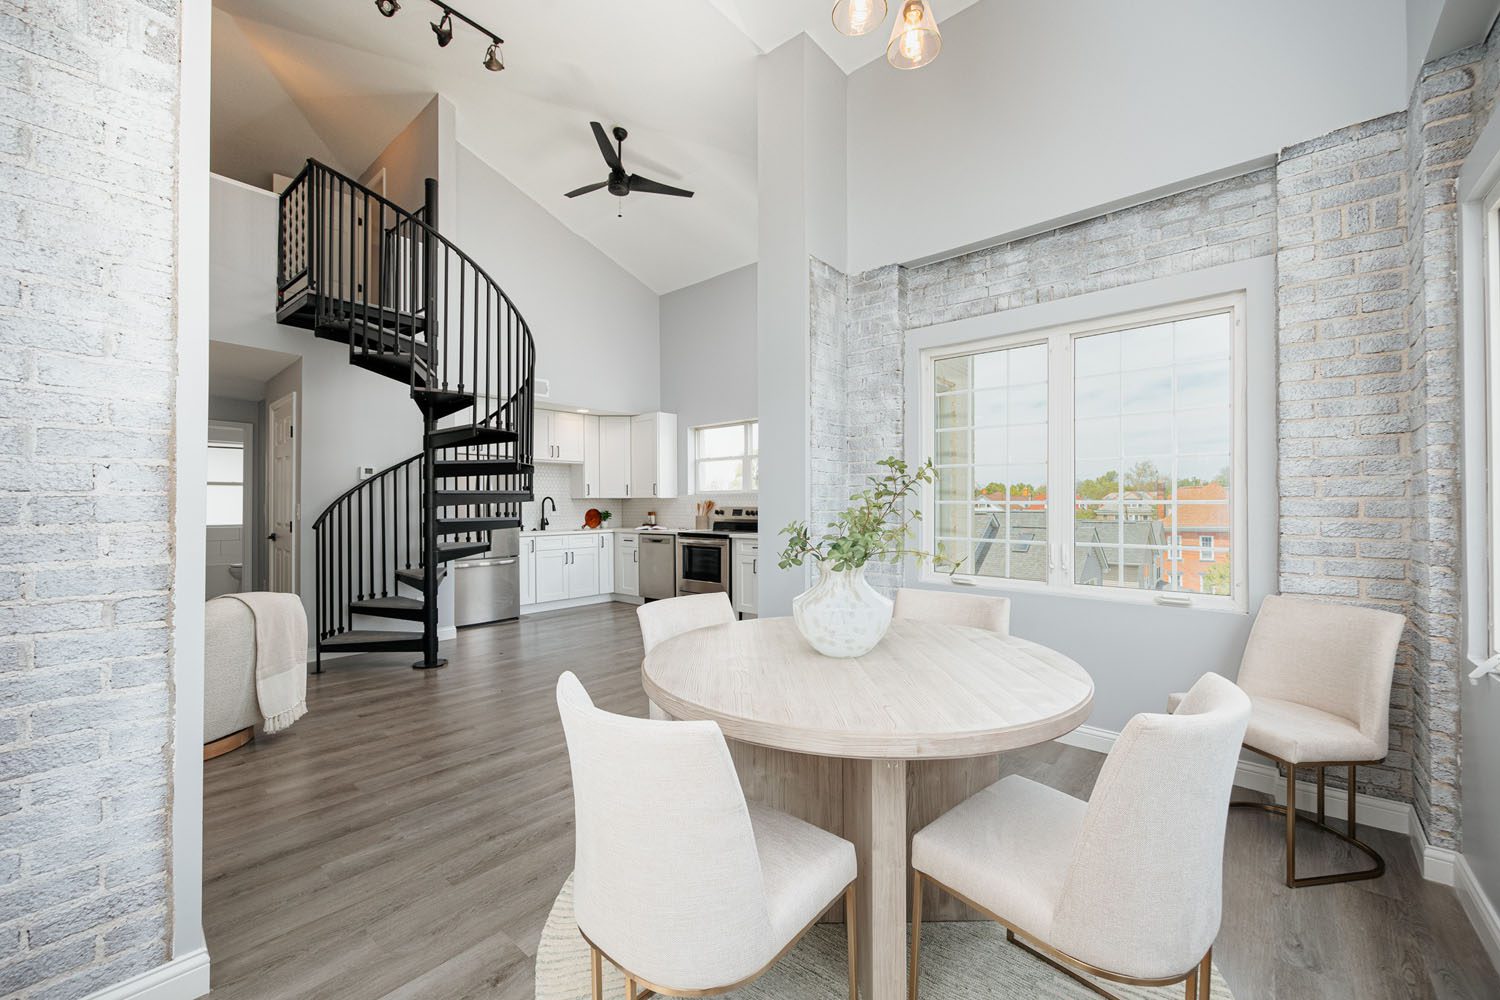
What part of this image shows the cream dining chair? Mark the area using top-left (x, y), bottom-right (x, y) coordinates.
top-left (637, 592), bottom-right (736, 720)
top-left (892, 587), bottom-right (1012, 635)
top-left (556, 672), bottom-right (858, 1000)
top-left (909, 672), bottom-right (1250, 1000)
top-left (1170, 594), bottom-right (1405, 888)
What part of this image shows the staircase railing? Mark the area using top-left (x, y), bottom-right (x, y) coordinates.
top-left (312, 454), bottom-right (424, 645)
top-left (277, 159), bottom-right (536, 460)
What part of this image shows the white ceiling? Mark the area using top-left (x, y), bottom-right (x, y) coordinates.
top-left (211, 0), bottom-right (982, 294)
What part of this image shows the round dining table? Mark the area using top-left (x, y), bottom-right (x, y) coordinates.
top-left (642, 616), bottom-right (1095, 1000)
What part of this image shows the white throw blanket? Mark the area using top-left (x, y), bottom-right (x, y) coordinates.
top-left (224, 592), bottom-right (308, 734)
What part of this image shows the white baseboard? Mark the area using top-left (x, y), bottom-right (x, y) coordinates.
top-left (1410, 807), bottom-right (1458, 885)
top-left (1054, 726), bottom-right (1409, 834)
top-left (83, 948), bottom-right (209, 1000)
top-left (1456, 853), bottom-right (1500, 975)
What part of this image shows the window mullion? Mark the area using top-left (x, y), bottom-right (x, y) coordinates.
top-left (1047, 331), bottom-right (1073, 590)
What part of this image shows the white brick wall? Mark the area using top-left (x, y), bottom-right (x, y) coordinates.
top-left (0, 1), bottom-right (181, 996)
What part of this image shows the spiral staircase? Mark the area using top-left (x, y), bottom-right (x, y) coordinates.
top-left (276, 160), bottom-right (535, 670)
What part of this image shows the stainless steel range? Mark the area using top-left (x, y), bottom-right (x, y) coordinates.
top-left (676, 507), bottom-right (757, 598)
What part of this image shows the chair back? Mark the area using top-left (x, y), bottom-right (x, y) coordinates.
top-left (556, 672), bottom-right (775, 989)
top-left (636, 592), bottom-right (736, 655)
top-left (892, 587), bottom-right (1011, 635)
top-left (1237, 594), bottom-right (1404, 749)
top-left (1048, 673), bottom-right (1250, 979)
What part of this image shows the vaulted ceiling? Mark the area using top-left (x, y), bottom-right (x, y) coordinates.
top-left (211, 0), bottom-right (980, 294)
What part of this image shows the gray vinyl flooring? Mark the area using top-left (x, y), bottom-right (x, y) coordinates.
top-left (202, 602), bottom-right (1500, 1000)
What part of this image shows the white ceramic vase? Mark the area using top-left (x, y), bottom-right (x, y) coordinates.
top-left (792, 563), bottom-right (894, 658)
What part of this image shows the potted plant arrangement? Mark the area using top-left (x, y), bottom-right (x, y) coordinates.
top-left (778, 457), bottom-right (961, 657)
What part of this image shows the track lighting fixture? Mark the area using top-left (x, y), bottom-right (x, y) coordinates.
top-left (373, 0), bottom-right (505, 73)
top-left (431, 10), bottom-right (453, 47)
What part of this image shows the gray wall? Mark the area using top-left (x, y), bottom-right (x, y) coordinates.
top-left (0, 0), bottom-right (181, 995)
top-left (453, 145), bottom-right (661, 415)
top-left (660, 263), bottom-right (758, 489)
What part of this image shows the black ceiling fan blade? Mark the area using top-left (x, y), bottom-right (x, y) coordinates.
top-left (628, 174), bottom-right (694, 198)
top-left (564, 181), bottom-right (609, 198)
top-left (590, 122), bottom-right (622, 171)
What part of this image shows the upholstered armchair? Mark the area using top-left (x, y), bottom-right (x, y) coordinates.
top-left (910, 673), bottom-right (1250, 1000)
top-left (892, 588), bottom-right (1012, 635)
top-left (556, 672), bottom-right (858, 1000)
top-left (637, 592), bottom-right (735, 720)
top-left (1172, 594), bottom-right (1405, 888)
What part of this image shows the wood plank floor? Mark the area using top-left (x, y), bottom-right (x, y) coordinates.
top-left (203, 602), bottom-right (1500, 1000)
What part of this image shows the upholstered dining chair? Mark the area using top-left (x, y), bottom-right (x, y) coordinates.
top-left (892, 587), bottom-right (1011, 635)
top-left (909, 672), bottom-right (1250, 1000)
top-left (556, 672), bottom-right (858, 1000)
top-left (637, 592), bottom-right (736, 720)
top-left (1170, 594), bottom-right (1405, 888)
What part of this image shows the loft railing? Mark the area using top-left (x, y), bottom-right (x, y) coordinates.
top-left (276, 158), bottom-right (536, 465)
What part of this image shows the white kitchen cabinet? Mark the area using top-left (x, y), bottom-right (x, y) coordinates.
top-left (520, 536), bottom-right (536, 606)
top-left (616, 532), bottom-right (639, 597)
top-left (565, 537), bottom-right (600, 599)
top-left (537, 410), bottom-right (586, 464)
top-left (534, 546), bottom-right (568, 603)
top-left (599, 415), bottom-right (632, 498)
top-left (597, 532), bottom-right (614, 594)
top-left (732, 539), bottom-right (759, 616)
top-left (629, 411), bottom-right (678, 499)
top-left (570, 415), bottom-right (601, 499)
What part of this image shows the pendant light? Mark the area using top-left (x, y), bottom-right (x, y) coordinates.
top-left (832, 0), bottom-right (887, 37)
top-left (887, 0), bottom-right (941, 70)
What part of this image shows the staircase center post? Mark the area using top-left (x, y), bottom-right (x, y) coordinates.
top-left (415, 176), bottom-right (447, 670)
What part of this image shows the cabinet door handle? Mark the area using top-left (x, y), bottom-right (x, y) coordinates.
top-left (752, 559), bottom-right (757, 574)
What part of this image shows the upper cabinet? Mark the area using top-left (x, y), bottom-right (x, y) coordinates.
top-left (537, 410), bottom-right (585, 464)
top-left (630, 412), bottom-right (678, 500)
top-left (598, 416), bottom-right (632, 499)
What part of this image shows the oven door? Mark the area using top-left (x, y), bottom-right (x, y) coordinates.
top-left (677, 536), bottom-right (730, 594)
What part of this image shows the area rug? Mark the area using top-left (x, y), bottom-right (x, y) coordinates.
top-left (535, 876), bottom-right (1234, 999)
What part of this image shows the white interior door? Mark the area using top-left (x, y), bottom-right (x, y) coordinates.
top-left (268, 393), bottom-right (298, 593)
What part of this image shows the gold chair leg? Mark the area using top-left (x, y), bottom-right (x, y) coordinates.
top-left (1285, 764), bottom-right (1297, 887)
top-left (1198, 949), bottom-right (1211, 1000)
top-left (590, 946), bottom-right (603, 1000)
top-left (908, 871), bottom-right (923, 1000)
top-left (846, 884), bottom-right (858, 1000)
top-left (1316, 766), bottom-right (1326, 826)
top-left (1184, 965), bottom-right (1197, 1000)
top-left (1347, 763), bottom-right (1356, 833)
top-left (625, 977), bottom-right (638, 1000)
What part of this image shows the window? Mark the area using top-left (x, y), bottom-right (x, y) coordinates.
top-left (694, 420), bottom-right (758, 493)
top-left (924, 295), bottom-right (1245, 608)
top-left (207, 441), bottom-right (245, 526)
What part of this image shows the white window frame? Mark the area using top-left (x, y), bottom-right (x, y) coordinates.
top-left (916, 292), bottom-right (1249, 611)
top-left (691, 419), bottom-right (758, 495)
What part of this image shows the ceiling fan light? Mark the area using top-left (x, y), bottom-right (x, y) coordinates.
top-left (374, 0), bottom-right (400, 16)
top-left (483, 42), bottom-right (504, 71)
top-left (887, 0), bottom-right (940, 70)
top-left (832, 0), bottom-right (887, 36)
top-left (431, 10), bottom-right (454, 46)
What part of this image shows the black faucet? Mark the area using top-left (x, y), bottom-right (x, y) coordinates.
top-left (539, 496), bottom-right (555, 531)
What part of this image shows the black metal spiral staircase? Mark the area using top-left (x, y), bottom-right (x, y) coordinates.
top-left (276, 160), bottom-right (535, 671)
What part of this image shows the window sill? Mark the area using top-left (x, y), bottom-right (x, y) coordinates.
top-left (917, 569), bottom-right (1247, 614)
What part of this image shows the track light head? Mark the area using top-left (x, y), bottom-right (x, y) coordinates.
top-left (374, 0), bottom-right (400, 15)
top-left (483, 42), bottom-right (505, 72)
top-left (431, 10), bottom-right (453, 46)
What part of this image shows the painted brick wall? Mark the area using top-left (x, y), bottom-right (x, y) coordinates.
top-left (0, 1), bottom-right (181, 997)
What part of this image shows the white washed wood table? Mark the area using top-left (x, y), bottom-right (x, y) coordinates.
top-left (642, 616), bottom-right (1095, 1000)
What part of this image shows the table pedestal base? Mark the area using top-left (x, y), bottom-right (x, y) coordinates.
top-left (845, 758), bottom-right (907, 1000)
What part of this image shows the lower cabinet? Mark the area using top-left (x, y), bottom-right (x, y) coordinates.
top-left (598, 532), bottom-right (614, 594)
top-left (616, 533), bottom-right (639, 597)
top-left (523, 531), bottom-right (617, 608)
top-left (521, 537), bottom-right (536, 606)
top-left (534, 546), bottom-right (568, 604)
top-left (565, 541), bottom-right (599, 599)
top-left (732, 539), bottom-right (759, 616)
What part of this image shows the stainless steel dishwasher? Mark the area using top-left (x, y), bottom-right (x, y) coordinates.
top-left (454, 527), bottom-right (521, 626)
top-left (638, 533), bottom-right (677, 601)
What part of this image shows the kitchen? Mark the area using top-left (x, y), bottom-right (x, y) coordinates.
top-left (453, 406), bottom-right (760, 627)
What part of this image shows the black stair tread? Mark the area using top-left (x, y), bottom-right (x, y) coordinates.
top-left (436, 489), bottom-right (532, 506)
top-left (412, 387), bottom-right (476, 419)
top-left (278, 291), bottom-right (428, 334)
top-left (437, 516), bottom-right (523, 534)
top-left (428, 424), bottom-right (518, 449)
top-left (396, 566), bottom-right (447, 588)
top-left (317, 321), bottom-right (434, 362)
top-left (349, 596), bottom-right (426, 620)
top-left (433, 458), bottom-right (529, 477)
top-left (320, 630), bottom-right (425, 651)
top-left (437, 540), bottom-right (491, 562)
top-left (351, 350), bottom-right (432, 388)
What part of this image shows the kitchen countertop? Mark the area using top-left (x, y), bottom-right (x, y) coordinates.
top-left (520, 526), bottom-right (760, 540)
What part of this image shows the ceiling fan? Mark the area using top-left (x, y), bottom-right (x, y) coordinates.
top-left (565, 122), bottom-right (694, 203)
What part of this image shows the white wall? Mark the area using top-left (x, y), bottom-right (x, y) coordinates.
top-left (660, 263), bottom-right (758, 488)
top-left (453, 145), bottom-right (661, 415)
top-left (845, 0), bottom-right (1409, 272)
